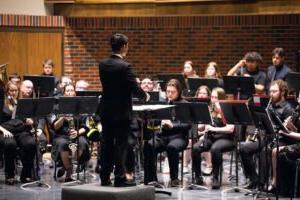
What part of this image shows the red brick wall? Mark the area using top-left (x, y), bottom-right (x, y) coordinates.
top-left (2, 14), bottom-right (300, 90)
top-left (64, 15), bottom-right (300, 90)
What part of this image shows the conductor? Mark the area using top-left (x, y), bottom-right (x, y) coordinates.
top-left (98, 33), bottom-right (148, 187)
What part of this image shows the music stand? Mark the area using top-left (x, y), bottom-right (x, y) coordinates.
top-left (187, 78), bottom-right (219, 95)
top-left (133, 104), bottom-right (174, 196)
top-left (286, 72), bottom-right (300, 95)
top-left (174, 102), bottom-right (212, 190)
top-left (247, 104), bottom-right (277, 199)
top-left (76, 91), bottom-right (102, 97)
top-left (23, 75), bottom-right (56, 98)
top-left (156, 74), bottom-right (187, 91)
top-left (223, 76), bottom-right (255, 100)
top-left (56, 96), bottom-right (99, 185)
top-left (14, 97), bottom-right (55, 191)
top-left (219, 100), bottom-right (254, 195)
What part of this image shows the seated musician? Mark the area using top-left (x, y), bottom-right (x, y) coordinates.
top-left (227, 51), bottom-right (266, 94)
top-left (52, 84), bottom-right (90, 182)
top-left (239, 80), bottom-right (294, 190)
top-left (140, 77), bottom-right (155, 92)
top-left (143, 79), bottom-right (191, 187)
top-left (192, 87), bottom-right (235, 189)
top-left (8, 73), bottom-right (21, 87)
top-left (182, 60), bottom-right (199, 79)
top-left (0, 81), bottom-right (38, 184)
top-left (204, 61), bottom-right (223, 86)
top-left (267, 80), bottom-right (296, 193)
top-left (41, 59), bottom-right (59, 86)
top-left (55, 76), bottom-right (73, 97)
top-left (275, 93), bottom-right (300, 195)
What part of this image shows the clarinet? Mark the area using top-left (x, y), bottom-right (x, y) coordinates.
top-left (67, 117), bottom-right (78, 153)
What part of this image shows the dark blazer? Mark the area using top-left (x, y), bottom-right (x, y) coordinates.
top-left (99, 55), bottom-right (146, 121)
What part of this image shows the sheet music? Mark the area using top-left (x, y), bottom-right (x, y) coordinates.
top-left (133, 104), bottom-right (175, 111)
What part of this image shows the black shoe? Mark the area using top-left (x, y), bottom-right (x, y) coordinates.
top-left (5, 178), bottom-right (15, 185)
top-left (114, 180), bottom-right (136, 187)
top-left (242, 180), bottom-right (257, 189)
top-left (65, 177), bottom-right (75, 183)
top-left (267, 184), bottom-right (276, 193)
top-left (20, 177), bottom-right (34, 183)
top-left (170, 178), bottom-right (181, 187)
top-left (195, 176), bottom-right (204, 185)
top-left (211, 177), bottom-right (220, 189)
top-left (57, 167), bottom-right (65, 178)
top-left (101, 179), bottom-right (112, 186)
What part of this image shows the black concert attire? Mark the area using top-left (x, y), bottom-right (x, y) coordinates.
top-left (143, 98), bottom-right (191, 184)
top-left (236, 68), bottom-right (267, 86)
top-left (266, 64), bottom-right (292, 90)
top-left (98, 54), bottom-right (146, 185)
top-left (51, 116), bottom-right (90, 165)
top-left (0, 103), bottom-right (36, 182)
top-left (192, 117), bottom-right (235, 185)
top-left (276, 106), bottom-right (300, 196)
top-left (125, 115), bottom-right (141, 176)
top-left (239, 100), bottom-right (294, 187)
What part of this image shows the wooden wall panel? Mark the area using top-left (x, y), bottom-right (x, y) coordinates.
top-left (0, 31), bottom-right (62, 79)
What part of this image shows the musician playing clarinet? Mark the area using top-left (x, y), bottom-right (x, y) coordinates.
top-left (52, 84), bottom-right (90, 182)
top-left (192, 87), bottom-right (235, 189)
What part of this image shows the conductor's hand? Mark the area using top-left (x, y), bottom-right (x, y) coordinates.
top-left (145, 92), bottom-right (151, 102)
top-left (2, 129), bottom-right (13, 138)
top-left (161, 120), bottom-right (173, 129)
top-left (69, 129), bottom-right (78, 139)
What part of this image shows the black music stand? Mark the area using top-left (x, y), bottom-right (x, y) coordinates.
top-left (286, 72), bottom-right (300, 95)
top-left (15, 97), bottom-right (55, 191)
top-left (174, 102), bottom-right (212, 190)
top-left (248, 104), bottom-right (276, 199)
top-left (219, 100), bottom-right (254, 195)
top-left (187, 78), bottom-right (219, 95)
top-left (156, 74), bottom-right (187, 91)
top-left (76, 91), bottom-right (102, 97)
top-left (133, 104), bottom-right (174, 196)
top-left (223, 76), bottom-right (255, 100)
top-left (23, 75), bottom-right (56, 98)
top-left (56, 96), bottom-right (98, 185)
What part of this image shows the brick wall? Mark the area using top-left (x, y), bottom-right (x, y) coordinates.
top-left (64, 15), bottom-right (300, 90)
top-left (2, 14), bottom-right (300, 90)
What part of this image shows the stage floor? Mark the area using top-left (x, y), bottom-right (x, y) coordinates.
top-left (0, 155), bottom-right (292, 200)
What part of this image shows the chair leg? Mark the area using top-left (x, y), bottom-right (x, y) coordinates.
top-left (294, 160), bottom-right (300, 198)
top-left (53, 161), bottom-right (57, 181)
top-left (181, 150), bottom-right (184, 186)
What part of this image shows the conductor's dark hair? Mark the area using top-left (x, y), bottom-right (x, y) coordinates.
top-left (110, 33), bottom-right (128, 52)
top-left (272, 47), bottom-right (285, 57)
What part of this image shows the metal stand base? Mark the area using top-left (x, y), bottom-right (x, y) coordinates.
top-left (20, 180), bottom-right (51, 192)
top-left (221, 186), bottom-right (252, 195)
top-left (183, 183), bottom-right (208, 191)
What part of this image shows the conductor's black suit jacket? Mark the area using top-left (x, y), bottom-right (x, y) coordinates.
top-left (99, 55), bottom-right (146, 122)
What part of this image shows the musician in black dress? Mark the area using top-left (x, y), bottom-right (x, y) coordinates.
top-left (52, 84), bottom-right (90, 182)
top-left (144, 79), bottom-right (191, 187)
top-left (192, 87), bottom-right (235, 189)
